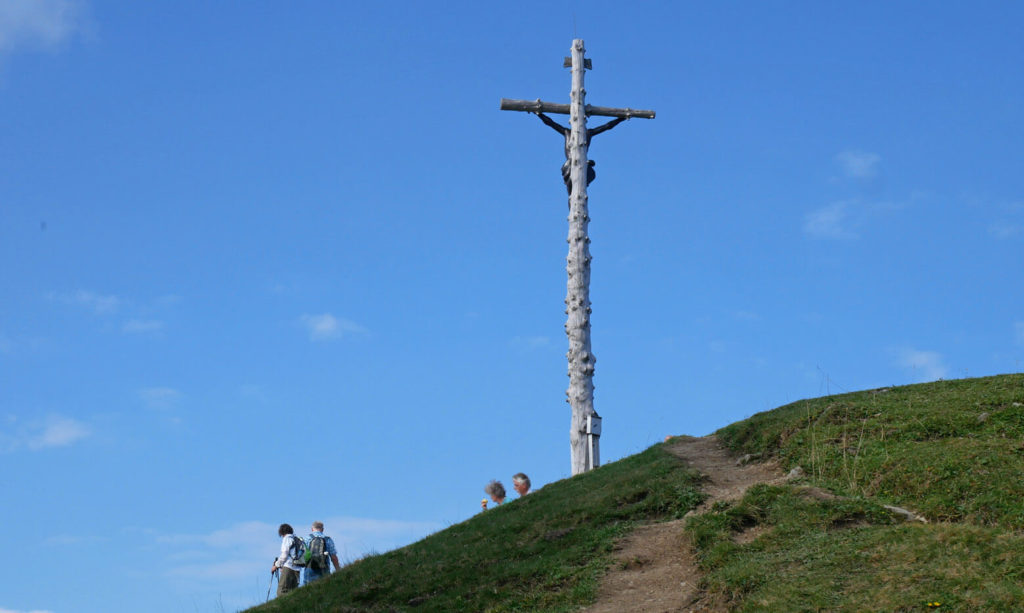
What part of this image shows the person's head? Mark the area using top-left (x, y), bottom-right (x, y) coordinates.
top-left (484, 479), bottom-right (506, 503)
top-left (311, 521), bottom-right (324, 533)
top-left (278, 523), bottom-right (294, 537)
top-left (512, 473), bottom-right (531, 496)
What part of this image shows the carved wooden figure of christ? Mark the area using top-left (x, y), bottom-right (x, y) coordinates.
top-left (533, 112), bottom-right (627, 196)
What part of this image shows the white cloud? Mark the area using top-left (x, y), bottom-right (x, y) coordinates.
top-left (0, 607), bottom-right (55, 613)
top-left (836, 150), bottom-right (881, 179)
top-left (159, 520), bottom-right (275, 580)
top-left (157, 516), bottom-right (440, 582)
top-left (139, 387), bottom-right (181, 409)
top-left (238, 384), bottom-right (268, 402)
top-left (76, 290), bottom-right (119, 313)
top-left (708, 340), bottom-right (728, 354)
top-left (28, 415), bottom-right (91, 449)
top-left (894, 347), bottom-right (949, 382)
top-left (1, 415), bottom-right (92, 452)
top-left (510, 335), bottom-right (550, 350)
top-left (0, 0), bottom-right (85, 54)
top-left (803, 201), bottom-right (859, 239)
top-left (122, 319), bottom-right (164, 334)
top-left (41, 534), bottom-right (106, 546)
top-left (989, 222), bottom-right (1023, 239)
top-left (300, 313), bottom-right (367, 341)
top-left (51, 290), bottom-right (120, 314)
top-left (322, 516), bottom-right (441, 560)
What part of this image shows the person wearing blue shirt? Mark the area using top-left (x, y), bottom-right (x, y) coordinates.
top-left (303, 521), bottom-right (342, 585)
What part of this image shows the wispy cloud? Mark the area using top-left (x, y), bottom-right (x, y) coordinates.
top-left (805, 196), bottom-right (908, 240)
top-left (836, 150), bottom-right (881, 179)
top-left (894, 347), bottom-right (949, 382)
top-left (238, 384), bottom-right (268, 403)
top-left (988, 203), bottom-right (1024, 239)
top-left (0, 0), bottom-right (86, 54)
top-left (157, 516), bottom-right (440, 582)
top-left (989, 222), bottom-right (1023, 239)
top-left (708, 340), bottom-right (729, 354)
top-left (139, 387), bottom-right (181, 410)
top-left (803, 201), bottom-right (859, 240)
top-left (734, 310), bottom-right (760, 322)
top-left (299, 313), bottom-right (367, 341)
top-left (972, 199), bottom-right (1022, 239)
top-left (1, 415), bottom-right (91, 453)
top-left (29, 415), bottom-right (91, 449)
top-left (122, 319), bottom-right (164, 334)
top-left (510, 335), bottom-right (550, 350)
top-left (51, 290), bottom-right (120, 314)
top-left (41, 534), bottom-right (107, 546)
top-left (1015, 322), bottom-right (1024, 346)
top-left (322, 516), bottom-right (441, 560)
top-left (0, 606), bottom-right (56, 613)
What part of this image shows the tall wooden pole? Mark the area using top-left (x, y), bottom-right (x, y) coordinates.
top-left (500, 40), bottom-right (654, 475)
top-left (566, 39), bottom-right (596, 476)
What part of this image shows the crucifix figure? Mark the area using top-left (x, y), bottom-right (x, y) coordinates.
top-left (501, 39), bottom-right (655, 476)
top-left (533, 111), bottom-right (627, 196)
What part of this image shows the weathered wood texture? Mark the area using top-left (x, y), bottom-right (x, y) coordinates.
top-left (500, 98), bottom-right (655, 119)
top-left (566, 38), bottom-right (598, 476)
top-left (500, 39), bottom-right (655, 476)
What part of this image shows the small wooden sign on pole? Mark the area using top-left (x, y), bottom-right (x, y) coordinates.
top-left (586, 413), bottom-right (602, 471)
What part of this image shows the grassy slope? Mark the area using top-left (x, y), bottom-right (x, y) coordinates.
top-left (690, 374), bottom-right (1024, 611)
top-left (247, 446), bottom-right (704, 613)
top-left (248, 374), bottom-right (1024, 612)
top-left (717, 374), bottom-right (1024, 528)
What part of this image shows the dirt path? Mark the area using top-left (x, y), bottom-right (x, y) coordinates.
top-left (580, 435), bottom-right (786, 613)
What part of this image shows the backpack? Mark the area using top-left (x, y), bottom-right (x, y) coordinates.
top-left (305, 535), bottom-right (329, 572)
top-left (287, 534), bottom-right (308, 567)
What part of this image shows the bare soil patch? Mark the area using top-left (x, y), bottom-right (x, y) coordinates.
top-left (580, 435), bottom-right (786, 613)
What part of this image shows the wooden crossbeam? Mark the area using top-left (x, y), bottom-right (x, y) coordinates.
top-left (499, 98), bottom-right (655, 119)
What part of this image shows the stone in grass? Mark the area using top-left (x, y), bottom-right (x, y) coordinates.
top-left (735, 453), bottom-right (762, 466)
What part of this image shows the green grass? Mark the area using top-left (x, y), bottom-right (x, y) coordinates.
top-left (247, 374), bottom-right (1024, 612)
top-left (685, 484), bottom-right (1024, 612)
top-left (718, 374), bottom-right (1024, 529)
top-left (689, 374), bottom-right (1024, 611)
top-left (246, 445), bottom-right (704, 613)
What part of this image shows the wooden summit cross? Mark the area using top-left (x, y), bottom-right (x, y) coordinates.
top-left (501, 39), bottom-right (655, 476)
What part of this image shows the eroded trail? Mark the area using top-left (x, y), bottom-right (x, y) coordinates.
top-left (580, 436), bottom-right (785, 613)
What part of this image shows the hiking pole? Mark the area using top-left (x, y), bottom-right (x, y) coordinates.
top-left (266, 563), bottom-right (278, 602)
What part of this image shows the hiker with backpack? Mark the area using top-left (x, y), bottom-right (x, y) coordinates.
top-left (271, 523), bottom-right (305, 596)
top-left (303, 521), bottom-right (342, 585)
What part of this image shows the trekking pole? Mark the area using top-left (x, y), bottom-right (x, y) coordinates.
top-left (266, 563), bottom-right (278, 602)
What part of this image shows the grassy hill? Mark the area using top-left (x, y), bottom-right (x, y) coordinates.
top-left (249, 446), bottom-right (705, 612)
top-left (247, 374), bottom-right (1024, 612)
top-left (692, 373), bottom-right (1024, 611)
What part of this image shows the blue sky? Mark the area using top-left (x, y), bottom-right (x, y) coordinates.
top-left (2, 1), bottom-right (1022, 611)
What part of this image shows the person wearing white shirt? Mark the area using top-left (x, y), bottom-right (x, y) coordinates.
top-left (270, 523), bottom-right (303, 596)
